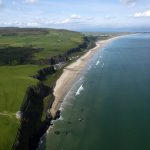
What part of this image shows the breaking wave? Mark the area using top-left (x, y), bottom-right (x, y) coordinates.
top-left (96, 60), bottom-right (100, 66)
top-left (102, 63), bottom-right (104, 68)
top-left (76, 84), bottom-right (84, 96)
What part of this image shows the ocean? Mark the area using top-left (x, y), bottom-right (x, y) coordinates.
top-left (39, 33), bottom-right (150, 150)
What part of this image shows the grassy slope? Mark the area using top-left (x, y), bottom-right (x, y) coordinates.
top-left (0, 115), bottom-right (19, 150)
top-left (0, 29), bottom-right (84, 150)
top-left (0, 29), bottom-right (84, 60)
top-left (0, 65), bottom-right (44, 150)
top-left (0, 65), bottom-right (44, 113)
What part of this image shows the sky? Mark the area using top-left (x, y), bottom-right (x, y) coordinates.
top-left (0, 0), bottom-right (150, 31)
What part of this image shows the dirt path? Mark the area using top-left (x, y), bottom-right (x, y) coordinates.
top-left (0, 112), bottom-right (13, 118)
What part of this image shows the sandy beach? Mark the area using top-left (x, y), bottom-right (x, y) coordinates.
top-left (50, 36), bottom-right (120, 118)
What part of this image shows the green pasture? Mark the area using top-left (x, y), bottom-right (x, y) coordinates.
top-left (0, 65), bottom-right (45, 149)
top-left (0, 29), bottom-right (84, 60)
top-left (0, 65), bottom-right (44, 113)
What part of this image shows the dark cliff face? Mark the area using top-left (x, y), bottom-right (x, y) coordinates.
top-left (12, 64), bottom-right (61, 150)
top-left (12, 83), bottom-right (54, 150)
top-left (65, 37), bottom-right (89, 55)
top-left (33, 66), bottom-right (57, 81)
top-left (37, 54), bottom-right (68, 65)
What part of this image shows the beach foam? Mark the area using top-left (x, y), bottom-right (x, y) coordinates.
top-left (79, 76), bottom-right (84, 81)
top-left (88, 65), bottom-right (92, 70)
top-left (76, 84), bottom-right (84, 96)
top-left (59, 115), bottom-right (64, 121)
top-left (96, 60), bottom-right (100, 66)
top-left (59, 105), bottom-right (64, 111)
top-left (102, 63), bottom-right (104, 68)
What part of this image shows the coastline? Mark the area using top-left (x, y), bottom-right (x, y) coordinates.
top-left (50, 36), bottom-right (122, 118)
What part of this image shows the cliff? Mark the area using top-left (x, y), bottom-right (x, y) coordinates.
top-left (12, 83), bottom-right (54, 150)
top-left (12, 36), bottom-right (96, 150)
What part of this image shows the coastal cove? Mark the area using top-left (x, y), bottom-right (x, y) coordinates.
top-left (40, 33), bottom-right (150, 150)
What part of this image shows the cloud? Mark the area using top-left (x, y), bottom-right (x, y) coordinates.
top-left (120, 0), bottom-right (137, 6)
top-left (121, 0), bottom-right (136, 4)
top-left (24, 0), bottom-right (38, 4)
top-left (61, 14), bottom-right (81, 24)
top-left (70, 14), bottom-right (81, 19)
top-left (104, 15), bottom-right (117, 19)
top-left (134, 10), bottom-right (150, 17)
top-left (27, 22), bottom-right (39, 26)
top-left (1, 20), bottom-right (40, 27)
top-left (0, 14), bottom-right (92, 29)
top-left (85, 17), bottom-right (94, 20)
top-left (1, 21), bottom-right (23, 27)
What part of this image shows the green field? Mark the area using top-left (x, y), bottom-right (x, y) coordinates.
top-left (0, 65), bottom-right (45, 150)
top-left (0, 65), bottom-right (45, 113)
top-left (0, 28), bottom-right (85, 150)
top-left (0, 29), bottom-right (84, 60)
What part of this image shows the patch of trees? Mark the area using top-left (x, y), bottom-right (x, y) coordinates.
top-left (0, 47), bottom-right (42, 65)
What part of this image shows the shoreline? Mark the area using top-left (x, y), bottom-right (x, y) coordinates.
top-left (50, 35), bottom-right (123, 118)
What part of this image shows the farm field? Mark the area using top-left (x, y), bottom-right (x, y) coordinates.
top-left (0, 29), bottom-right (84, 60)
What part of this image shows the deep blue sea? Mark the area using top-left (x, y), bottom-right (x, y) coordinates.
top-left (41, 33), bottom-right (150, 150)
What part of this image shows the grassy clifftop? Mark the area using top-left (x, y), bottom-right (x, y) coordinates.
top-left (0, 28), bottom-right (84, 61)
top-left (0, 65), bottom-right (44, 150)
top-left (0, 28), bottom-right (86, 150)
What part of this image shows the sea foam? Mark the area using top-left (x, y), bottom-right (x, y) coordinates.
top-left (59, 115), bottom-right (64, 121)
top-left (96, 60), bottom-right (100, 66)
top-left (88, 65), bottom-right (92, 70)
top-left (102, 63), bottom-right (104, 68)
top-left (76, 84), bottom-right (84, 96)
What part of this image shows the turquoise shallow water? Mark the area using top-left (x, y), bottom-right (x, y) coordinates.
top-left (42, 34), bottom-right (150, 150)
